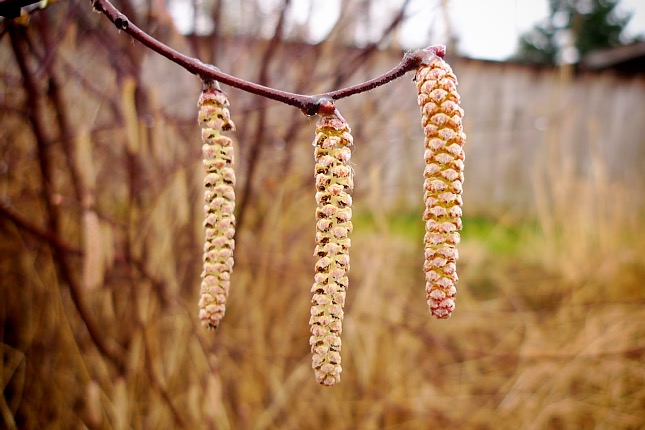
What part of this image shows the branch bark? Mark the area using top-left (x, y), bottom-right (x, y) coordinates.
top-left (91, 0), bottom-right (443, 115)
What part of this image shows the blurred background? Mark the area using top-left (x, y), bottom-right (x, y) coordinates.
top-left (1, 0), bottom-right (644, 428)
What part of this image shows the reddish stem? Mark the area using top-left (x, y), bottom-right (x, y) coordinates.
top-left (91, 0), bottom-right (445, 115)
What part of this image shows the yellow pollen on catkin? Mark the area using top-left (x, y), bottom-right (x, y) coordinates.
top-left (415, 54), bottom-right (466, 319)
top-left (198, 80), bottom-right (236, 329)
top-left (310, 111), bottom-right (353, 386)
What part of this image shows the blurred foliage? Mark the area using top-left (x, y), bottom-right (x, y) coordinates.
top-left (516, 0), bottom-right (636, 65)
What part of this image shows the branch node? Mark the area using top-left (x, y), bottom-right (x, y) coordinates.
top-left (114, 15), bottom-right (129, 31)
top-left (91, 0), bottom-right (103, 13)
top-left (198, 63), bottom-right (222, 82)
top-left (302, 96), bottom-right (339, 117)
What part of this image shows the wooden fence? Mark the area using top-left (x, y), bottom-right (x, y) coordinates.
top-left (142, 38), bottom-right (645, 216)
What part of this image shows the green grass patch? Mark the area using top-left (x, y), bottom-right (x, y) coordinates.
top-left (352, 209), bottom-right (424, 240)
top-left (387, 210), bottom-right (424, 239)
top-left (461, 216), bottom-right (531, 255)
top-left (354, 210), bottom-right (536, 256)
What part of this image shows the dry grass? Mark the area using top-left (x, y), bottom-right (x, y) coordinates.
top-left (2, 6), bottom-right (645, 430)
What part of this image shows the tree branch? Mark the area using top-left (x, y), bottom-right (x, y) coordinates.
top-left (0, 199), bottom-right (82, 255)
top-left (234, 0), bottom-right (290, 239)
top-left (330, 0), bottom-right (412, 89)
top-left (91, 0), bottom-right (444, 115)
top-left (9, 24), bottom-right (126, 372)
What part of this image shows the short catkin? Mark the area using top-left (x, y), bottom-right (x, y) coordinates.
top-left (415, 53), bottom-right (466, 319)
top-left (198, 80), bottom-right (236, 329)
top-left (310, 106), bottom-right (353, 386)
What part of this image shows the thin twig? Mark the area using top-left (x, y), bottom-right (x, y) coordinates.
top-left (45, 67), bottom-right (85, 206)
top-left (320, 50), bottom-right (423, 100)
top-left (330, 0), bottom-right (412, 89)
top-left (0, 199), bottom-right (82, 255)
top-left (9, 24), bottom-right (126, 372)
top-left (234, 0), bottom-right (290, 238)
top-left (91, 0), bottom-right (442, 115)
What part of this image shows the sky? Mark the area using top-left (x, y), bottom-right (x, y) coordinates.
top-left (170, 0), bottom-right (645, 61)
top-left (406, 0), bottom-right (553, 59)
top-left (406, 0), bottom-right (645, 59)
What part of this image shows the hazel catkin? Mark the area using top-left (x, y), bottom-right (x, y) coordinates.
top-left (198, 80), bottom-right (236, 329)
top-left (310, 106), bottom-right (353, 386)
top-left (415, 52), bottom-right (466, 319)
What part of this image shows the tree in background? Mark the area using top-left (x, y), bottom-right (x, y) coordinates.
top-left (516, 0), bottom-right (636, 65)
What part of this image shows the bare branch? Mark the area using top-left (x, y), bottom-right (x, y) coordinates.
top-left (0, 199), bottom-right (82, 255)
top-left (9, 24), bottom-right (126, 372)
top-left (91, 0), bottom-right (443, 115)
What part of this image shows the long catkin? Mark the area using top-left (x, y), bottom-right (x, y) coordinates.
top-left (415, 54), bottom-right (466, 319)
top-left (198, 80), bottom-right (236, 329)
top-left (310, 110), bottom-right (354, 386)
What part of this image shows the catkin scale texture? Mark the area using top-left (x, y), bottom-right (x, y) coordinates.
top-left (415, 56), bottom-right (465, 319)
top-left (198, 81), bottom-right (236, 329)
top-left (310, 113), bottom-right (353, 386)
